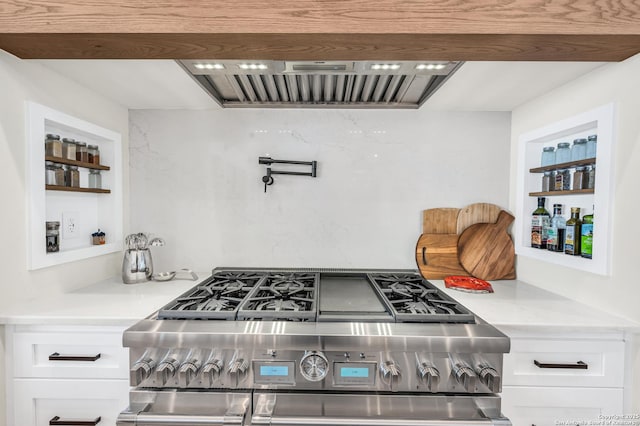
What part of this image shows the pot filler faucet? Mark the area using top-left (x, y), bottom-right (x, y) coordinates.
top-left (259, 156), bottom-right (317, 193)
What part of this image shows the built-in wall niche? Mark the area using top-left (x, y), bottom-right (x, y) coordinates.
top-left (27, 102), bottom-right (123, 270)
top-left (514, 103), bottom-right (615, 276)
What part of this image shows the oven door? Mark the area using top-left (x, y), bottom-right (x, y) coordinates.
top-left (250, 392), bottom-right (511, 426)
top-left (117, 390), bottom-right (251, 425)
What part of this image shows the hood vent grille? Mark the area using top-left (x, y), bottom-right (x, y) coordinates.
top-left (179, 60), bottom-right (462, 109)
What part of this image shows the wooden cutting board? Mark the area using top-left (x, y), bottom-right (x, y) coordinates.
top-left (422, 208), bottom-right (460, 234)
top-left (456, 203), bottom-right (502, 235)
top-left (415, 234), bottom-right (469, 279)
top-left (457, 210), bottom-right (516, 280)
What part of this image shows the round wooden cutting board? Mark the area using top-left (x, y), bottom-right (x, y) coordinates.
top-left (457, 210), bottom-right (516, 281)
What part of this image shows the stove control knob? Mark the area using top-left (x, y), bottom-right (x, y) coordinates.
top-left (417, 362), bottom-right (440, 392)
top-left (300, 351), bottom-right (329, 382)
top-left (201, 359), bottom-right (223, 387)
top-left (178, 361), bottom-right (200, 387)
top-left (130, 358), bottom-right (156, 386)
top-left (380, 361), bottom-right (401, 388)
top-left (228, 358), bottom-right (249, 384)
top-left (477, 364), bottom-right (501, 393)
top-left (453, 363), bottom-right (477, 392)
top-left (155, 358), bottom-right (180, 386)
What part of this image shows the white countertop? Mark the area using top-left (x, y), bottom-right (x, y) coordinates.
top-left (0, 274), bottom-right (638, 332)
top-left (430, 279), bottom-right (640, 333)
top-left (0, 276), bottom-right (198, 326)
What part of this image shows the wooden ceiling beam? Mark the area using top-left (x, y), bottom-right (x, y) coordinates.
top-left (1, 1), bottom-right (639, 61)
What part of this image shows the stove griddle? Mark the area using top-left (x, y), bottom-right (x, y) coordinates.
top-left (318, 274), bottom-right (392, 322)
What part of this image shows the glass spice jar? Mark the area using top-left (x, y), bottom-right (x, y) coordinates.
top-left (541, 146), bottom-right (555, 167)
top-left (93, 145), bottom-right (100, 165)
top-left (75, 142), bottom-right (88, 163)
top-left (555, 168), bottom-right (571, 191)
top-left (45, 134), bottom-right (62, 158)
top-left (87, 145), bottom-right (100, 165)
top-left (586, 165), bottom-right (596, 189)
top-left (53, 162), bottom-right (65, 186)
top-left (573, 167), bottom-right (586, 190)
top-left (61, 138), bottom-right (76, 161)
top-left (88, 169), bottom-right (102, 189)
top-left (541, 171), bottom-right (553, 192)
top-left (586, 134), bottom-right (597, 159)
top-left (570, 138), bottom-right (587, 162)
top-left (555, 142), bottom-right (571, 164)
top-left (46, 221), bottom-right (60, 252)
top-left (65, 165), bottom-right (80, 187)
top-left (45, 161), bottom-right (57, 185)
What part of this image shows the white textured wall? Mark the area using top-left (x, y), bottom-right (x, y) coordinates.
top-left (0, 50), bottom-right (129, 425)
top-left (129, 109), bottom-right (511, 273)
top-left (510, 53), bottom-right (640, 410)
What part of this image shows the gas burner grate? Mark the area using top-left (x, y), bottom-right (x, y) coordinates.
top-left (369, 273), bottom-right (475, 323)
top-left (157, 271), bottom-right (266, 320)
top-left (237, 272), bottom-right (319, 321)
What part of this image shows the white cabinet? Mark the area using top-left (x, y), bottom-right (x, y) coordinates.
top-left (5, 325), bottom-right (130, 426)
top-left (500, 328), bottom-right (627, 425)
top-left (514, 103), bottom-right (615, 275)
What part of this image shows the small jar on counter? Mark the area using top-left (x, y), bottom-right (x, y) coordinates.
top-left (45, 134), bottom-right (62, 158)
top-left (586, 134), bottom-right (597, 158)
top-left (88, 144), bottom-right (100, 165)
top-left (573, 167), bottom-right (586, 190)
top-left (541, 146), bottom-right (555, 167)
top-left (65, 165), bottom-right (80, 187)
top-left (62, 138), bottom-right (76, 161)
top-left (571, 138), bottom-right (587, 161)
top-left (88, 169), bottom-right (102, 189)
top-left (75, 142), bottom-right (88, 163)
top-left (554, 168), bottom-right (571, 191)
top-left (541, 171), bottom-right (553, 192)
top-left (555, 142), bottom-right (571, 164)
top-left (46, 221), bottom-right (60, 252)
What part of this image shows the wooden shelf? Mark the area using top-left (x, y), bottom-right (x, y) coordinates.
top-left (529, 157), bottom-right (596, 173)
top-left (529, 189), bottom-right (594, 196)
top-left (45, 156), bottom-right (110, 170)
top-left (46, 185), bottom-right (110, 194)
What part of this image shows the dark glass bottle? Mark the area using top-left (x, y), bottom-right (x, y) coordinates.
top-left (547, 204), bottom-right (566, 252)
top-left (564, 207), bottom-right (582, 255)
top-left (531, 197), bottom-right (550, 249)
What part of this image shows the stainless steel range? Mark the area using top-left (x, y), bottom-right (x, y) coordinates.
top-left (117, 268), bottom-right (511, 425)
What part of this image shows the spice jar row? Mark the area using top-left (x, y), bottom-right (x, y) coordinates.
top-left (541, 165), bottom-right (596, 192)
top-left (45, 133), bottom-right (101, 165)
top-left (45, 161), bottom-right (103, 189)
top-left (540, 135), bottom-right (597, 167)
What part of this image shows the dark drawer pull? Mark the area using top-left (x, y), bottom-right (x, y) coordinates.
top-left (49, 352), bottom-right (101, 362)
top-left (49, 416), bottom-right (101, 425)
top-left (534, 360), bottom-right (588, 369)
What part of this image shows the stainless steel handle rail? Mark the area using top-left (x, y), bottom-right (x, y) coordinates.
top-left (129, 413), bottom-right (244, 425)
top-left (534, 360), bottom-right (588, 369)
top-left (49, 416), bottom-right (101, 425)
top-left (48, 352), bottom-right (101, 362)
top-left (257, 417), bottom-right (496, 425)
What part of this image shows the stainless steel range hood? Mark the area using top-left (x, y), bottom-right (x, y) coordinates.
top-left (178, 60), bottom-right (462, 109)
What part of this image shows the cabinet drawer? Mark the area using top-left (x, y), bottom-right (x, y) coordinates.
top-left (12, 328), bottom-right (129, 379)
top-left (503, 338), bottom-right (624, 388)
top-left (502, 385), bottom-right (624, 426)
top-left (13, 379), bottom-right (129, 426)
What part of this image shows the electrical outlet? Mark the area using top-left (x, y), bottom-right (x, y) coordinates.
top-left (62, 211), bottom-right (79, 239)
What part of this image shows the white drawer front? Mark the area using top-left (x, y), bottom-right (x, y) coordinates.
top-left (13, 330), bottom-right (129, 379)
top-left (503, 338), bottom-right (625, 388)
top-left (502, 386), bottom-right (624, 426)
top-left (13, 379), bottom-right (129, 426)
